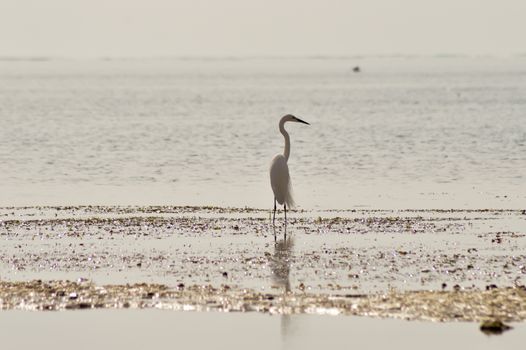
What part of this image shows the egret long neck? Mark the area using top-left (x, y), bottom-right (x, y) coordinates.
top-left (279, 122), bottom-right (290, 161)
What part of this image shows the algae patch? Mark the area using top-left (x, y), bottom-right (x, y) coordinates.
top-left (1, 280), bottom-right (525, 323)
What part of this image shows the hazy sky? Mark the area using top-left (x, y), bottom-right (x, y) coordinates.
top-left (1, 0), bottom-right (525, 57)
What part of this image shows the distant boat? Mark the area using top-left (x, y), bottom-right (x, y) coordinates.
top-left (352, 66), bottom-right (361, 73)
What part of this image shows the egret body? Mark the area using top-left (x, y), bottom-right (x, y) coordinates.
top-left (270, 114), bottom-right (310, 226)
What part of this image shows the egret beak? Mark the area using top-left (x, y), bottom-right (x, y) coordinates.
top-left (294, 117), bottom-right (310, 125)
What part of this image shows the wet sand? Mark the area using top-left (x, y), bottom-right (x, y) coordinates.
top-left (1, 206), bottom-right (525, 324)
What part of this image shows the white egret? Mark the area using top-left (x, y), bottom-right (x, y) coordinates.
top-left (270, 114), bottom-right (310, 227)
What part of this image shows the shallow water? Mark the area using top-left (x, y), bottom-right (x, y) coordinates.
top-left (1, 206), bottom-right (524, 294)
top-left (1, 206), bottom-right (525, 328)
top-left (1, 57), bottom-right (525, 209)
top-left (1, 310), bottom-right (524, 350)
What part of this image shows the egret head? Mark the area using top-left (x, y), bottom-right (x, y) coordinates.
top-left (282, 114), bottom-right (310, 125)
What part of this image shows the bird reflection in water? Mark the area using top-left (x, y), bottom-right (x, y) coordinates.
top-left (270, 235), bottom-right (295, 344)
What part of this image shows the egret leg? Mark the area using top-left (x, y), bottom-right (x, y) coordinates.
top-left (284, 214), bottom-right (287, 241)
top-left (284, 204), bottom-right (287, 240)
top-left (273, 199), bottom-right (277, 242)
top-left (272, 199), bottom-right (277, 226)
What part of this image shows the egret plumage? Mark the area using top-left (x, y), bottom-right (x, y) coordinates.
top-left (270, 114), bottom-right (310, 228)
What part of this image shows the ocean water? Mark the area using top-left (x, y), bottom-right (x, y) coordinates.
top-left (0, 56), bottom-right (525, 209)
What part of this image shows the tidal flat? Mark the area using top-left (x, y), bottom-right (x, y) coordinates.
top-left (0, 206), bottom-right (525, 324)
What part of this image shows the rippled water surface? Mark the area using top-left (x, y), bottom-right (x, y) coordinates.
top-left (1, 57), bottom-right (525, 208)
